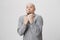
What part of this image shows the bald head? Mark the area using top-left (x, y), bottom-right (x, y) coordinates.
top-left (26, 3), bottom-right (35, 9)
top-left (26, 3), bottom-right (35, 15)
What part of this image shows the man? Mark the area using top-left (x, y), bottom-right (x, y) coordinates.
top-left (17, 3), bottom-right (43, 40)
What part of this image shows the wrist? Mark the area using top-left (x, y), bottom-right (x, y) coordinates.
top-left (23, 23), bottom-right (27, 26)
top-left (30, 20), bottom-right (34, 25)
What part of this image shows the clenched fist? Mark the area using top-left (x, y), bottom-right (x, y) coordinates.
top-left (23, 14), bottom-right (35, 25)
top-left (28, 14), bottom-right (35, 24)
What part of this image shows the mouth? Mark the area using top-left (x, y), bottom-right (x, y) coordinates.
top-left (27, 13), bottom-right (31, 15)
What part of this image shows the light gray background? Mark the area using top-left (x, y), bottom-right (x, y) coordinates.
top-left (0, 0), bottom-right (60, 40)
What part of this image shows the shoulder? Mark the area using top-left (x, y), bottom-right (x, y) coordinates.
top-left (35, 14), bottom-right (43, 20)
top-left (18, 15), bottom-right (25, 21)
top-left (35, 14), bottom-right (43, 25)
top-left (19, 15), bottom-right (25, 19)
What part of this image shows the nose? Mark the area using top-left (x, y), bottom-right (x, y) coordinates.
top-left (28, 8), bottom-right (30, 10)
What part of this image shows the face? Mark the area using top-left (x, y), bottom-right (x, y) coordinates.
top-left (26, 3), bottom-right (35, 15)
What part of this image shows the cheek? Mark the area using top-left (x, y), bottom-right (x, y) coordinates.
top-left (30, 8), bottom-right (35, 11)
top-left (30, 9), bottom-right (34, 12)
top-left (26, 9), bottom-right (28, 11)
top-left (26, 9), bottom-right (29, 12)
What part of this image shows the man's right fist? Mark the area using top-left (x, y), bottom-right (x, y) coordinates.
top-left (23, 15), bottom-right (29, 25)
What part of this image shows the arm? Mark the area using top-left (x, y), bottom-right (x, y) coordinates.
top-left (30, 16), bottom-right (43, 33)
top-left (17, 16), bottom-right (28, 36)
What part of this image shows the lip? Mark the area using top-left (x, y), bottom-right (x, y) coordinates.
top-left (27, 13), bottom-right (31, 15)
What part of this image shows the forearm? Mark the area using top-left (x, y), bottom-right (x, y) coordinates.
top-left (17, 23), bottom-right (28, 36)
top-left (17, 16), bottom-right (28, 36)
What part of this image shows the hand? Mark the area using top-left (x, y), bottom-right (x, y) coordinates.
top-left (23, 15), bottom-right (29, 25)
top-left (28, 14), bottom-right (34, 24)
